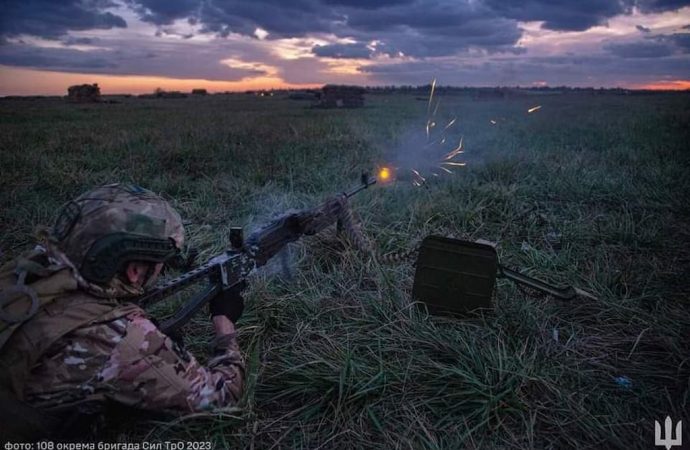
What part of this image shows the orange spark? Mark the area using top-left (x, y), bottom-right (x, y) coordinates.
top-left (427, 78), bottom-right (436, 115)
top-left (528, 105), bottom-right (542, 113)
top-left (378, 166), bottom-right (392, 182)
top-left (425, 119), bottom-right (437, 139)
top-left (443, 136), bottom-right (464, 160)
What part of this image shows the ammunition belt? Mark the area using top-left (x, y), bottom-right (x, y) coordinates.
top-left (337, 203), bottom-right (417, 264)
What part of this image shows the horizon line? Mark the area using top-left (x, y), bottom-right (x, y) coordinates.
top-left (3, 84), bottom-right (690, 98)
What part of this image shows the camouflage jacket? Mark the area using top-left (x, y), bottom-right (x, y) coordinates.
top-left (0, 252), bottom-right (245, 414)
top-left (23, 303), bottom-right (245, 413)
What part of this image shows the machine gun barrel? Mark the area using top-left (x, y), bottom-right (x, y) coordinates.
top-left (344, 174), bottom-right (376, 198)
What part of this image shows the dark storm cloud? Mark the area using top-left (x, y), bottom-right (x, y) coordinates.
top-left (311, 13), bottom-right (523, 59)
top-left (123, 0), bottom-right (200, 25)
top-left (62, 36), bottom-right (99, 46)
top-left (484, 0), bottom-right (629, 31)
top-left (155, 28), bottom-right (194, 39)
top-left (636, 25), bottom-right (651, 32)
top-left (321, 0), bottom-right (415, 8)
top-left (369, 27), bottom-right (525, 58)
top-left (663, 32), bottom-right (690, 51)
top-left (605, 33), bottom-right (690, 58)
top-left (321, 0), bottom-right (415, 9)
top-left (312, 43), bottom-right (372, 59)
top-left (121, 0), bottom-right (339, 38)
top-left (605, 40), bottom-right (675, 58)
top-left (197, 1), bottom-right (340, 38)
top-left (114, 0), bottom-right (690, 61)
top-left (117, 0), bottom-right (522, 56)
top-left (120, 0), bottom-right (690, 38)
top-left (0, 44), bottom-right (116, 69)
top-left (343, 2), bottom-right (521, 42)
top-left (344, 1), bottom-right (489, 32)
top-left (3, 0), bottom-right (690, 46)
top-left (485, 0), bottom-right (690, 31)
top-left (339, 2), bottom-right (524, 57)
top-left (360, 53), bottom-right (690, 86)
top-left (0, 0), bottom-right (126, 39)
top-left (636, 0), bottom-right (690, 12)
top-left (0, 40), bottom-right (266, 81)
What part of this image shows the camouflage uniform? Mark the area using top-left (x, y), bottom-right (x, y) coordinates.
top-left (0, 184), bottom-right (244, 439)
top-left (21, 298), bottom-right (244, 412)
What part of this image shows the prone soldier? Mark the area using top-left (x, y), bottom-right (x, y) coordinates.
top-left (0, 183), bottom-right (245, 440)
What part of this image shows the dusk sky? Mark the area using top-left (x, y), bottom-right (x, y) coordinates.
top-left (1, 0), bottom-right (689, 95)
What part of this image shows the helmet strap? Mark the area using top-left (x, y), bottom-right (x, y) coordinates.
top-left (141, 262), bottom-right (159, 290)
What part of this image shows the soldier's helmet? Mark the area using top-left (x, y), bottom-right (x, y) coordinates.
top-left (51, 183), bottom-right (184, 285)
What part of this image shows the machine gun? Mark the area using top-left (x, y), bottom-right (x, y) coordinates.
top-left (138, 174), bottom-right (376, 335)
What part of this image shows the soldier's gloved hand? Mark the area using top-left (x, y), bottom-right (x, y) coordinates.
top-left (209, 280), bottom-right (247, 323)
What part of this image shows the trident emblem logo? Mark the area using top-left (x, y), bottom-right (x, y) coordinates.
top-left (655, 416), bottom-right (682, 450)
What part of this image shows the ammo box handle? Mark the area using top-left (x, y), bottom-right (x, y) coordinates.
top-left (498, 265), bottom-right (576, 300)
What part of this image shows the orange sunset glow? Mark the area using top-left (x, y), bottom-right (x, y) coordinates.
top-left (0, 66), bottom-right (318, 96)
top-left (633, 80), bottom-right (690, 91)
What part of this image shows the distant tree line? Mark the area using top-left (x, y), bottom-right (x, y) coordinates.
top-left (361, 84), bottom-right (673, 95)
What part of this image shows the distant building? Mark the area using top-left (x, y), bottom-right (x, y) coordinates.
top-left (319, 85), bottom-right (365, 108)
top-left (67, 83), bottom-right (101, 103)
top-left (191, 88), bottom-right (208, 95)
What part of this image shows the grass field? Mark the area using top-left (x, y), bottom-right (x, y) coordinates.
top-left (1, 90), bottom-right (689, 448)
